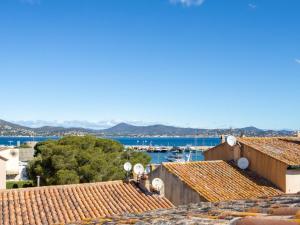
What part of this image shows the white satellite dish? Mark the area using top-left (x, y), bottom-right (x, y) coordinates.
top-left (227, 135), bottom-right (237, 147)
top-left (237, 157), bottom-right (249, 170)
top-left (123, 162), bottom-right (132, 172)
top-left (152, 178), bottom-right (164, 191)
top-left (133, 163), bottom-right (144, 175)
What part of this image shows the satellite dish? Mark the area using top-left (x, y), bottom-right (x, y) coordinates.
top-left (152, 178), bottom-right (164, 191)
top-left (123, 162), bottom-right (132, 172)
top-left (237, 157), bottom-right (249, 170)
top-left (227, 135), bottom-right (237, 147)
top-left (10, 150), bottom-right (17, 157)
top-left (133, 163), bottom-right (144, 175)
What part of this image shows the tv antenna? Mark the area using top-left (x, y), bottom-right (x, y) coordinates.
top-left (145, 165), bottom-right (151, 174)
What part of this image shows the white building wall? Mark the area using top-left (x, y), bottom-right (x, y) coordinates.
top-left (0, 148), bottom-right (19, 180)
top-left (16, 162), bottom-right (28, 181)
top-left (286, 169), bottom-right (300, 193)
top-left (0, 159), bottom-right (6, 189)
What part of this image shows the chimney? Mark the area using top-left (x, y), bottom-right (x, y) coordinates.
top-left (138, 174), bottom-right (151, 192)
top-left (221, 135), bottom-right (226, 143)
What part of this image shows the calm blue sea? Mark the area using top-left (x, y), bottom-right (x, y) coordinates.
top-left (0, 136), bottom-right (220, 163)
top-left (0, 136), bottom-right (60, 146)
top-left (110, 137), bottom-right (220, 147)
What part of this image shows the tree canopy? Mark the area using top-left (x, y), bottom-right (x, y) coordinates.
top-left (28, 136), bottom-right (151, 186)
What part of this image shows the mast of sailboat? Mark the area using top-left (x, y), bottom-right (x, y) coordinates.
top-left (186, 151), bottom-right (192, 162)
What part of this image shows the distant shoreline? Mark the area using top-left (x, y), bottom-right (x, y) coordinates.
top-left (0, 136), bottom-right (221, 147)
top-left (0, 135), bottom-right (221, 138)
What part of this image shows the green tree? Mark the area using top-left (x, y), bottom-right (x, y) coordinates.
top-left (28, 136), bottom-right (150, 186)
top-left (19, 143), bottom-right (31, 148)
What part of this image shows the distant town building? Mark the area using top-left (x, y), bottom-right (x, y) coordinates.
top-left (0, 156), bottom-right (7, 189)
top-left (149, 161), bottom-right (281, 205)
top-left (204, 137), bottom-right (300, 193)
top-left (0, 180), bottom-right (173, 225)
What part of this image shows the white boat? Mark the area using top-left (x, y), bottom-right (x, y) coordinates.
top-left (165, 150), bottom-right (192, 163)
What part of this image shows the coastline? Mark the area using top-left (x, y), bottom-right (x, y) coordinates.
top-left (0, 135), bottom-right (221, 138)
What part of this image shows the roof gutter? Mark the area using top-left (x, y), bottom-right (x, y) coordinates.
top-left (287, 165), bottom-right (300, 169)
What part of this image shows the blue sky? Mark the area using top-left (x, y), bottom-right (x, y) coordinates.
top-left (0, 0), bottom-right (299, 129)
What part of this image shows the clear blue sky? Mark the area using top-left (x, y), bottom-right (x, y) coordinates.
top-left (0, 0), bottom-right (299, 129)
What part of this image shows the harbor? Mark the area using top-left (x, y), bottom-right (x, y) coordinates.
top-left (125, 145), bottom-right (213, 152)
top-left (125, 145), bottom-right (209, 163)
top-left (147, 150), bottom-right (204, 164)
top-left (0, 136), bottom-right (221, 147)
top-left (0, 136), bottom-right (218, 164)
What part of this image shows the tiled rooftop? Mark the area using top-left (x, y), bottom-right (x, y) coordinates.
top-left (0, 180), bottom-right (173, 225)
top-left (163, 161), bottom-right (282, 202)
top-left (280, 137), bottom-right (300, 144)
top-left (69, 194), bottom-right (300, 225)
top-left (238, 137), bottom-right (300, 166)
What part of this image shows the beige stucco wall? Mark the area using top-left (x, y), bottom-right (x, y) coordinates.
top-left (0, 159), bottom-right (6, 189)
top-left (286, 169), bottom-right (300, 193)
top-left (19, 148), bottom-right (35, 162)
top-left (204, 143), bottom-right (234, 161)
top-left (241, 144), bottom-right (287, 192)
top-left (149, 165), bottom-right (205, 206)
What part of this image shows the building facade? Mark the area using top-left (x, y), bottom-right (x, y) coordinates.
top-left (0, 156), bottom-right (7, 189)
top-left (0, 147), bottom-right (20, 180)
top-left (204, 137), bottom-right (300, 193)
top-left (149, 161), bottom-right (281, 206)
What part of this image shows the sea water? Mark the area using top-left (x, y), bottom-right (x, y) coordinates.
top-left (0, 136), bottom-right (220, 163)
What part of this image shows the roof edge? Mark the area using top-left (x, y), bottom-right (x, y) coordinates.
top-left (0, 180), bottom-right (126, 192)
top-left (237, 140), bottom-right (294, 166)
top-left (162, 160), bottom-right (224, 166)
top-left (0, 155), bottom-right (8, 161)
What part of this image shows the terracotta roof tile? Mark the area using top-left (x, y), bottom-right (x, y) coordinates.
top-left (0, 180), bottom-right (173, 225)
top-left (238, 137), bottom-right (300, 166)
top-left (163, 161), bottom-right (282, 202)
top-left (68, 194), bottom-right (300, 225)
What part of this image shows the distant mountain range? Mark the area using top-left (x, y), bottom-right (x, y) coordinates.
top-left (0, 119), bottom-right (296, 137)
